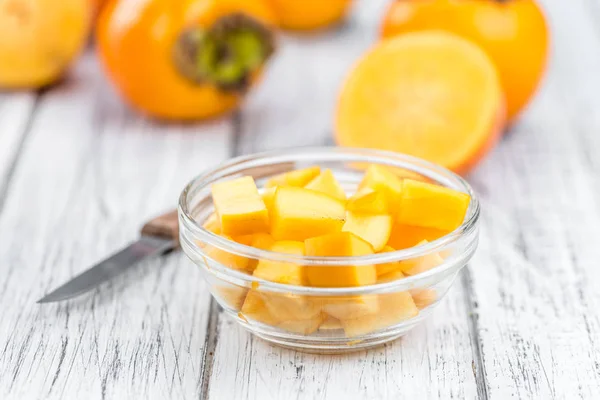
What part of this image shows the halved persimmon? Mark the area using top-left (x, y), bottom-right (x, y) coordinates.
top-left (335, 31), bottom-right (505, 175)
top-left (381, 0), bottom-right (549, 123)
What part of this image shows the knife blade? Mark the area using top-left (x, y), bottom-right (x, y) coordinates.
top-left (36, 163), bottom-right (296, 304)
top-left (37, 210), bottom-right (179, 303)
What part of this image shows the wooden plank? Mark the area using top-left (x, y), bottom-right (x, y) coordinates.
top-left (207, 1), bottom-right (480, 398)
top-left (466, 0), bottom-right (600, 397)
top-left (0, 53), bottom-right (233, 400)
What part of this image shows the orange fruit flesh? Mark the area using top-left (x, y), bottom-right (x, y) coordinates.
top-left (205, 167), bottom-right (471, 336)
top-left (335, 31), bottom-right (504, 174)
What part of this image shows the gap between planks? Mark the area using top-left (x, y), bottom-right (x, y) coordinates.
top-left (199, 109), bottom-right (244, 400)
top-left (462, 267), bottom-right (490, 400)
top-left (0, 92), bottom-right (41, 215)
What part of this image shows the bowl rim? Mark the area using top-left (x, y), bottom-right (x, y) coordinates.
top-left (178, 147), bottom-right (479, 292)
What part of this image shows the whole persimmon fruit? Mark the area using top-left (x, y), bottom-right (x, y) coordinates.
top-left (97, 0), bottom-right (277, 121)
top-left (266, 0), bottom-right (353, 31)
top-left (335, 32), bottom-right (505, 175)
top-left (0, 0), bottom-right (91, 89)
top-left (381, 0), bottom-right (549, 123)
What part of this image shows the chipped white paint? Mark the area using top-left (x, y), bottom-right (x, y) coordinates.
top-left (1, 0), bottom-right (599, 398)
top-left (0, 55), bottom-right (232, 399)
top-left (466, 0), bottom-right (600, 397)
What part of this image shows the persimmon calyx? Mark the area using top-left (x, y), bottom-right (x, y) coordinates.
top-left (173, 13), bottom-right (275, 91)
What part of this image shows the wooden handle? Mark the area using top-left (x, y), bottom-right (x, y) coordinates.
top-left (141, 210), bottom-right (179, 243)
top-left (138, 163), bottom-right (293, 244)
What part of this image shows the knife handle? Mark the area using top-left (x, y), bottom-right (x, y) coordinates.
top-left (138, 164), bottom-right (294, 244)
top-left (141, 210), bottom-right (179, 244)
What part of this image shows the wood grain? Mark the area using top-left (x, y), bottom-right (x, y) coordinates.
top-left (0, 55), bottom-right (233, 399)
top-left (465, 0), bottom-right (600, 397)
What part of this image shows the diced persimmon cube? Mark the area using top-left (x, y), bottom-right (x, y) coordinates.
top-left (203, 213), bottom-right (221, 234)
top-left (377, 269), bottom-right (406, 282)
top-left (304, 232), bottom-right (377, 287)
top-left (250, 232), bottom-right (275, 250)
top-left (240, 290), bottom-right (280, 326)
top-left (263, 293), bottom-right (322, 321)
top-left (277, 313), bottom-right (326, 335)
top-left (247, 291), bottom-right (324, 335)
top-left (399, 240), bottom-right (444, 275)
top-left (242, 232), bottom-right (275, 272)
top-left (340, 291), bottom-right (418, 337)
top-left (358, 164), bottom-right (403, 209)
top-left (346, 187), bottom-right (389, 214)
top-left (397, 179), bottom-right (470, 231)
top-left (410, 289), bottom-right (437, 309)
top-left (304, 169), bottom-right (346, 201)
top-left (232, 234), bottom-right (255, 246)
top-left (203, 235), bottom-right (250, 271)
top-left (319, 315), bottom-right (343, 331)
top-left (270, 187), bottom-right (346, 241)
top-left (252, 241), bottom-right (306, 285)
top-left (261, 187), bottom-right (277, 216)
top-left (265, 166), bottom-right (321, 188)
top-left (214, 285), bottom-right (248, 311)
top-left (342, 212), bottom-right (392, 252)
top-left (322, 295), bottom-right (379, 320)
top-left (211, 176), bottom-right (269, 236)
top-left (387, 223), bottom-right (449, 249)
top-left (375, 245), bottom-right (403, 276)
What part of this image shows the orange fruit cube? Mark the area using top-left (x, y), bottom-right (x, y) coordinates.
top-left (397, 179), bottom-right (470, 231)
top-left (304, 232), bottom-right (377, 287)
top-left (387, 223), bottom-right (449, 250)
top-left (358, 164), bottom-right (403, 210)
top-left (252, 241), bottom-right (306, 285)
top-left (346, 187), bottom-right (389, 214)
top-left (342, 211), bottom-right (393, 252)
top-left (399, 240), bottom-right (444, 275)
top-left (340, 291), bottom-right (418, 337)
top-left (211, 176), bottom-right (269, 236)
top-left (270, 187), bottom-right (346, 241)
top-left (261, 187), bottom-right (277, 216)
top-left (240, 290), bottom-right (280, 326)
top-left (375, 245), bottom-right (403, 276)
top-left (304, 169), bottom-right (346, 201)
top-left (202, 212), bottom-right (221, 234)
top-left (265, 166), bottom-right (321, 188)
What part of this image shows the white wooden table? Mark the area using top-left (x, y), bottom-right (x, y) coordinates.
top-left (1, 0), bottom-right (599, 398)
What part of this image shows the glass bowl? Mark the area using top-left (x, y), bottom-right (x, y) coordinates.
top-left (178, 147), bottom-right (479, 353)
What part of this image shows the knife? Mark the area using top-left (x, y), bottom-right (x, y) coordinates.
top-left (37, 210), bottom-right (180, 303)
top-left (36, 162), bottom-right (296, 303)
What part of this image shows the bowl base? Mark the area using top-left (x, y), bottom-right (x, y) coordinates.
top-left (226, 311), bottom-right (430, 354)
top-left (252, 330), bottom-right (406, 354)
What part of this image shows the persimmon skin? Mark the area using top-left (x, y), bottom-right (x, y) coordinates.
top-left (96, 0), bottom-right (276, 121)
top-left (0, 0), bottom-right (91, 89)
top-left (267, 0), bottom-right (352, 31)
top-left (381, 0), bottom-right (549, 123)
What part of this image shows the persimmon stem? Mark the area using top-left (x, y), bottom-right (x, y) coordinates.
top-left (173, 13), bottom-right (275, 91)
